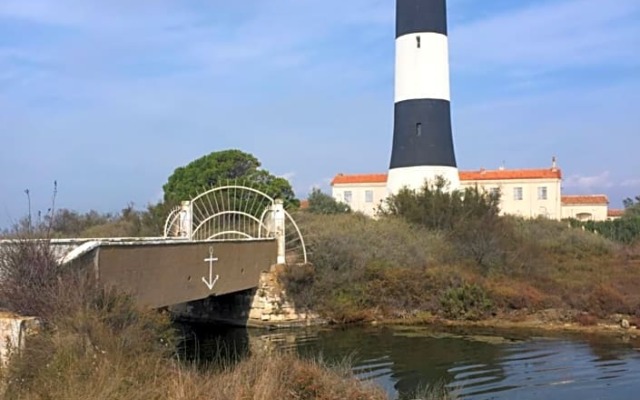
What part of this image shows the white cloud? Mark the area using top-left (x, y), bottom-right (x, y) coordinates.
top-left (621, 179), bottom-right (640, 188)
top-left (564, 171), bottom-right (614, 191)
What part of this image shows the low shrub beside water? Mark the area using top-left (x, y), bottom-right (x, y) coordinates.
top-left (439, 283), bottom-right (494, 321)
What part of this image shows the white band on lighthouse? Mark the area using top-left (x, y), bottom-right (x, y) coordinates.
top-left (395, 32), bottom-right (450, 103)
top-left (387, 166), bottom-right (460, 194)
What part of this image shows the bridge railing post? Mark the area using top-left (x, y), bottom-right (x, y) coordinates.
top-left (274, 199), bottom-right (286, 264)
top-left (180, 201), bottom-right (193, 239)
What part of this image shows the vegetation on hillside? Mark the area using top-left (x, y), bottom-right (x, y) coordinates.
top-left (571, 196), bottom-right (640, 245)
top-left (284, 182), bottom-right (640, 324)
top-left (307, 187), bottom-right (351, 215)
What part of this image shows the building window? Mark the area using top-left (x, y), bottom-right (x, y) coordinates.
top-left (416, 35), bottom-right (421, 48)
top-left (513, 187), bottom-right (523, 201)
top-left (489, 187), bottom-right (500, 197)
top-left (365, 190), bottom-right (373, 203)
top-left (416, 123), bottom-right (422, 137)
top-left (537, 186), bottom-right (548, 200)
top-left (344, 191), bottom-right (352, 204)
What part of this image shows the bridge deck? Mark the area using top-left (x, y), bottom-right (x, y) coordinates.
top-left (51, 238), bottom-right (277, 308)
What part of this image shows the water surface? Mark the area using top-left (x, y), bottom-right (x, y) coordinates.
top-left (182, 324), bottom-right (640, 399)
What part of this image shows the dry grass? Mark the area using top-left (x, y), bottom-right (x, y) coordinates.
top-left (6, 335), bottom-right (387, 400)
top-left (166, 354), bottom-right (387, 400)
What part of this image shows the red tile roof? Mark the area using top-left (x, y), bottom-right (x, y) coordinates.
top-left (331, 173), bottom-right (388, 185)
top-left (331, 168), bottom-right (562, 185)
top-left (299, 199), bottom-right (309, 210)
top-left (561, 195), bottom-right (609, 205)
top-left (607, 209), bottom-right (625, 217)
top-left (459, 168), bottom-right (562, 181)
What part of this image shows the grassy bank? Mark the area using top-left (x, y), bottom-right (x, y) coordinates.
top-left (0, 239), bottom-right (392, 400)
top-left (284, 194), bottom-right (640, 326)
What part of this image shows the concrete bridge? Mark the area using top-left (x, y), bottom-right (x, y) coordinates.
top-left (5, 185), bottom-right (308, 316)
top-left (51, 237), bottom-right (277, 309)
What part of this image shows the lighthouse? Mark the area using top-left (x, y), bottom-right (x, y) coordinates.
top-left (387, 0), bottom-right (459, 193)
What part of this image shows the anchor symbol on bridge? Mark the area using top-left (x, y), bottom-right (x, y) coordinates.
top-left (202, 246), bottom-right (220, 291)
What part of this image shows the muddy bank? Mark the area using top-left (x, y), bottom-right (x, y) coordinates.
top-left (371, 310), bottom-right (640, 342)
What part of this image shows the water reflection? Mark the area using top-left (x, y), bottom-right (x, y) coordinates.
top-left (177, 323), bottom-right (250, 367)
top-left (183, 324), bottom-right (640, 399)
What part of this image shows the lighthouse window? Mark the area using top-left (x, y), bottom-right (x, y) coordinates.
top-left (416, 36), bottom-right (421, 48)
top-left (416, 123), bottom-right (422, 137)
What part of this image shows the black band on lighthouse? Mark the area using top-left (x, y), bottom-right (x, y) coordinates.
top-left (396, 0), bottom-right (447, 38)
top-left (389, 99), bottom-right (457, 169)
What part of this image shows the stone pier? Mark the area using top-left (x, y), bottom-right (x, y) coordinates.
top-left (0, 313), bottom-right (40, 367)
top-left (171, 265), bottom-right (320, 327)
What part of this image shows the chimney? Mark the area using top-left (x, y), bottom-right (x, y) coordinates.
top-left (551, 156), bottom-right (557, 170)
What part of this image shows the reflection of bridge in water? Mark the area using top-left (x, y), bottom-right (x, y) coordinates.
top-left (48, 185), bottom-right (307, 310)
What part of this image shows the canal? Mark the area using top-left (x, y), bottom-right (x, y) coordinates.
top-left (180, 324), bottom-right (640, 399)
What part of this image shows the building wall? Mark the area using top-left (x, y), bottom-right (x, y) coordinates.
top-left (460, 178), bottom-right (562, 219)
top-left (331, 176), bottom-right (611, 221)
top-left (561, 204), bottom-right (608, 221)
top-left (332, 183), bottom-right (387, 217)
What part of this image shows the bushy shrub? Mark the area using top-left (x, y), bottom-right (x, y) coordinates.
top-left (295, 213), bottom-right (453, 274)
top-left (306, 188), bottom-right (351, 214)
top-left (439, 283), bottom-right (494, 321)
top-left (586, 284), bottom-right (631, 317)
top-left (379, 177), bottom-right (501, 232)
top-left (290, 213), bottom-right (454, 319)
top-left (579, 217), bottom-right (640, 245)
top-left (361, 265), bottom-right (438, 314)
top-left (488, 280), bottom-right (557, 311)
top-left (0, 238), bottom-right (60, 318)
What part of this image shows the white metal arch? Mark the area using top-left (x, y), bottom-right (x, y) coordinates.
top-left (192, 210), bottom-right (271, 240)
top-left (209, 231), bottom-right (253, 240)
top-left (190, 184), bottom-right (276, 205)
top-left (164, 184), bottom-right (307, 264)
top-left (163, 206), bottom-right (182, 238)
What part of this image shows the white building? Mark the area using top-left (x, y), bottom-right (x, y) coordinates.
top-left (331, 164), bottom-right (611, 221)
top-left (331, 173), bottom-right (388, 217)
top-left (561, 195), bottom-right (609, 221)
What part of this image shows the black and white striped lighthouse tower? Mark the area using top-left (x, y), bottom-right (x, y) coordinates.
top-left (387, 0), bottom-right (459, 193)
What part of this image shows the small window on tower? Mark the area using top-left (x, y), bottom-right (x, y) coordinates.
top-left (416, 36), bottom-right (421, 48)
top-left (416, 123), bottom-right (422, 137)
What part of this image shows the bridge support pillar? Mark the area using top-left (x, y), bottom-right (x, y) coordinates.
top-left (274, 200), bottom-right (286, 264)
top-left (179, 201), bottom-right (193, 238)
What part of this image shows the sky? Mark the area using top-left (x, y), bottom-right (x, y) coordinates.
top-left (1, 0), bottom-right (639, 226)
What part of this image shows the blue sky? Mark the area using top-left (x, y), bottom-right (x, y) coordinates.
top-left (1, 0), bottom-right (639, 226)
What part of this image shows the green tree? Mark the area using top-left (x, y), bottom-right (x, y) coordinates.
top-left (307, 188), bottom-right (351, 214)
top-left (623, 195), bottom-right (640, 218)
top-left (162, 149), bottom-right (299, 208)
